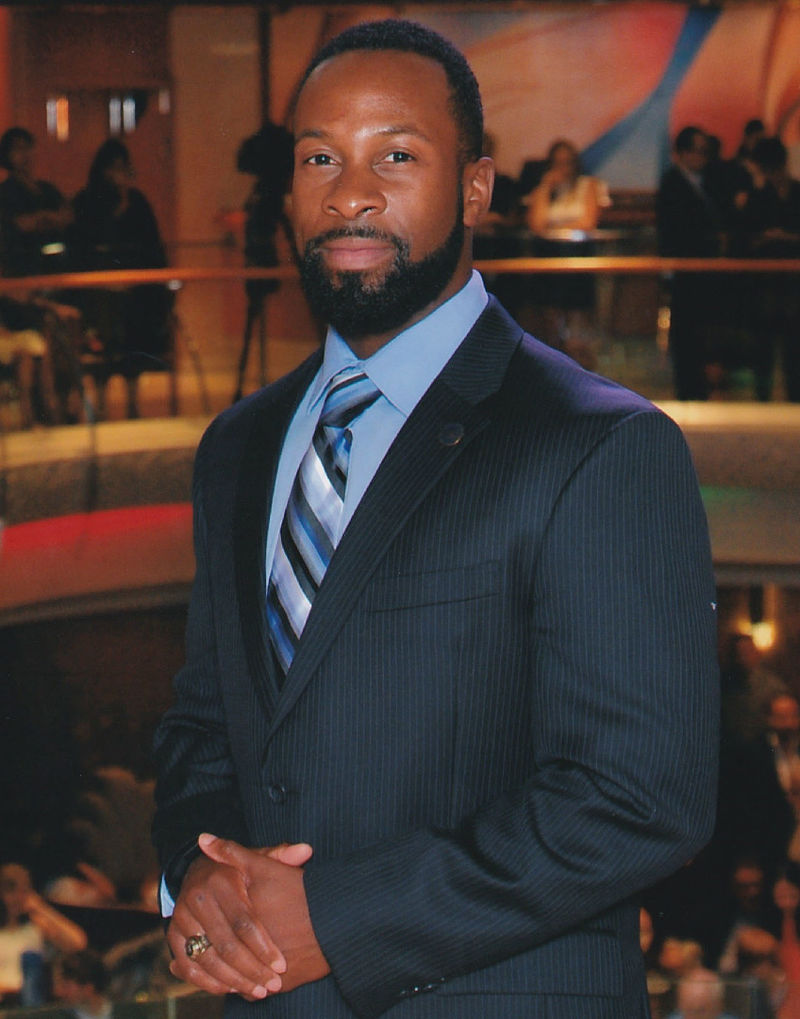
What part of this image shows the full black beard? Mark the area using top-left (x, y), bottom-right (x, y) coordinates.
top-left (298, 207), bottom-right (465, 340)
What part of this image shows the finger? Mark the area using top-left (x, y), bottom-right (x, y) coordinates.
top-left (266, 842), bottom-right (313, 867)
top-left (200, 834), bottom-right (312, 869)
top-left (168, 918), bottom-right (281, 998)
top-left (168, 956), bottom-right (274, 999)
top-left (197, 832), bottom-right (253, 868)
top-left (169, 956), bottom-right (242, 997)
top-left (170, 897), bottom-right (284, 995)
top-left (179, 862), bottom-right (287, 974)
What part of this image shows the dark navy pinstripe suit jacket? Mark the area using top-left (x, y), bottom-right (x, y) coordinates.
top-left (153, 297), bottom-right (720, 1018)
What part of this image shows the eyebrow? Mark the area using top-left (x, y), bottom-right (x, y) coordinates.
top-left (295, 124), bottom-right (434, 145)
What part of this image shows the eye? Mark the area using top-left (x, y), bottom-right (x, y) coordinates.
top-left (383, 150), bottom-right (414, 164)
top-left (304, 153), bottom-right (336, 166)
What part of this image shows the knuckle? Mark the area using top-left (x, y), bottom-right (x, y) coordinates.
top-left (231, 914), bottom-right (255, 938)
top-left (213, 938), bottom-right (237, 963)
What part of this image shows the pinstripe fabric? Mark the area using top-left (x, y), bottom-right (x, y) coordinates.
top-left (266, 369), bottom-right (380, 675)
top-left (153, 298), bottom-right (719, 1019)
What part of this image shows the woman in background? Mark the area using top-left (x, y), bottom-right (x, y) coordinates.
top-left (71, 139), bottom-right (172, 418)
top-left (524, 139), bottom-right (607, 366)
top-left (0, 863), bottom-right (87, 1005)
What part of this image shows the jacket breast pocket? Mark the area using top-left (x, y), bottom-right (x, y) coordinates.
top-left (366, 560), bottom-right (501, 613)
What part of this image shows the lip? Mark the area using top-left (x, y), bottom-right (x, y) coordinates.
top-left (319, 238), bottom-right (395, 272)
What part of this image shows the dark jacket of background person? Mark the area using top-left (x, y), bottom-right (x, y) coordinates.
top-left (656, 129), bottom-right (724, 399)
top-left (69, 140), bottom-right (170, 367)
top-left (656, 164), bottom-right (721, 258)
top-left (153, 296), bottom-right (720, 1019)
top-left (70, 140), bottom-right (166, 272)
top-left (0, 175), bottom-right (68, 277)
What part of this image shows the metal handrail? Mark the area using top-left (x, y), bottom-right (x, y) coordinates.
top-left (0, 256), bottom-right (799, 295)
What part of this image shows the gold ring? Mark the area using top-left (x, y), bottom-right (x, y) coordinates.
top-left (185, 933), bottom-right (212, 959)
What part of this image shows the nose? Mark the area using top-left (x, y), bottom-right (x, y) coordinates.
top-left (324, 163), bottom-right (386, 220)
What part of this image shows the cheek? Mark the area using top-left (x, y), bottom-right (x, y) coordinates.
top-left (395, 190), bottom-right (458, 253)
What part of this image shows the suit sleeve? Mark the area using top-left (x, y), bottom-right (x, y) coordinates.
top-left (151, 424), bottom-right (250, 895)
top-left (303, 408), bottom-right (720, 1017)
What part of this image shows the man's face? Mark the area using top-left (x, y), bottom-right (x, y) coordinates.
top-left (9, 138), bottom-right (33, 176)
top-left (681, 133), bottom-right (709, 175)
top-left (291, 49), bottom-right (490, 347)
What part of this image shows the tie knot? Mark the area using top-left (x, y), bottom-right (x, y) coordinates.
top-left (319, 368), bottom-right (381, 430)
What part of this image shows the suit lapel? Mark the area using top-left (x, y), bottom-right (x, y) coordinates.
top-left (233, 354), bottom-right (322, 720)
top-left (267, 298), bottom-right (523, 738)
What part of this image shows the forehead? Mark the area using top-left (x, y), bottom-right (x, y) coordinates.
top-left (295, 49), bottom-right (456, 140)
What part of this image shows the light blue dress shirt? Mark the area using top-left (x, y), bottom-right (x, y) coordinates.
top-left (264, 270), bottom-right (488, 583)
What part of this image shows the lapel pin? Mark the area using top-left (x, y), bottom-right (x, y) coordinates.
top-left (438, 422), bottom-right (464, 447)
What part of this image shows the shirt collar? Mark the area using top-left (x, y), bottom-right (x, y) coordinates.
top-left (309, 270), bottom-right (488, 416)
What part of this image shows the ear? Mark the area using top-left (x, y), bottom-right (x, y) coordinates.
top-left (462, 156), bottom-right (495, 228)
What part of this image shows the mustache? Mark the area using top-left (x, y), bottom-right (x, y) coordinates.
top-left (304, 226), bottom-right (403, 257)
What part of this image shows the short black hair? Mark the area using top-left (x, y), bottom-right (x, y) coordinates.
top-left (674, 126), bottom-right (706, 155)
top-left (0, 127), bottom-right (34, 171)
top-left (744, 118), bottom-right (765, 138)
top-left (752, 136), bottom-right (787, 173)
top-left (296, 19), bottom-right (483, 164)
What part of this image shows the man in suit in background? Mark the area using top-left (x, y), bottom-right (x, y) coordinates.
top-left (153, 20), bottom-right (719, 1018)
top-left (656, 126), bottom-right (722, 400)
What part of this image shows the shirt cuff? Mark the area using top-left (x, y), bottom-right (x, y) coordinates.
top-left (159, 874), bottom-right (175, 918)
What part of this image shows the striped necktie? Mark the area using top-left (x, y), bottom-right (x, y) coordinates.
top-left (266, 368), bottom-right (381, 676)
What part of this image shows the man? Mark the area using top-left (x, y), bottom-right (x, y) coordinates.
top-left (739, 135), bottom-right (800, 401)
top-left (656, 126), bottom-right (722, 400)
top-left (153, 20), bottom-right (719, 1018)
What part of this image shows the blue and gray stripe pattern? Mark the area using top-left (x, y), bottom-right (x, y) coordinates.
top-left (267, 368), bottom-right (380, 676)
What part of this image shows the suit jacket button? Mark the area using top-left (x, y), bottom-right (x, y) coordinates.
top-left (438, 422), bottom-right (464, 446)
top-left (267, 783), bottom-right (287, 804)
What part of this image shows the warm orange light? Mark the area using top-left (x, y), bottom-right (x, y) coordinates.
top-left (46, 96), bottom-right (69, 141)
top-left (750, 621), bottom-right (776, 651)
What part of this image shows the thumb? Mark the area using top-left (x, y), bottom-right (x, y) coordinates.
top-left (266, 842), bottom-right (313, 867)
top-left (197, 832), bottom-right (250, 867)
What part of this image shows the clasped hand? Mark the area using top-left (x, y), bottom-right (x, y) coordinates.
top-left (167, 834), bottom-right (330, 999)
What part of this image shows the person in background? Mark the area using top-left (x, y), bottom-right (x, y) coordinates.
top-left (0, 127), bottom-right (82, 422)
top-left (0, 862), bottom-right (87, 1005)
top-left (71, 138), bottom-right (166, 273)
top-left (0, 127), bottom-right (72, 278)
top-left (737, 136), bottom-right (800, 402)
top-left (70, 138), bottom-right (172, 417)
top-left (54, 950), bottom-right (112, 1019)
top-left (523, 139), bottom-right (606, 365)
top-left (525, 139), bottom-right (604, 236)
top-left (656, 126), bottom-right (722, 400)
